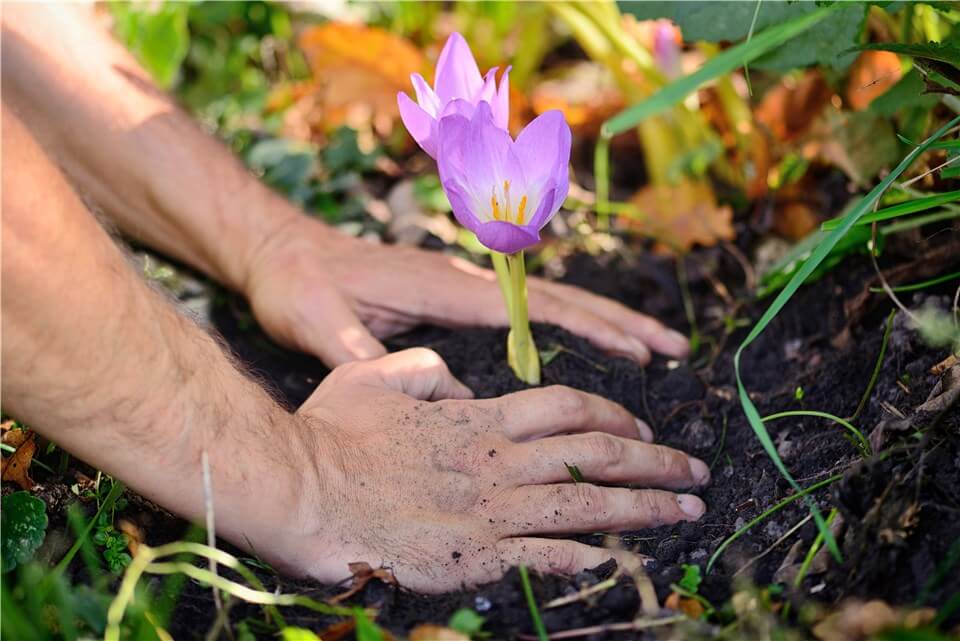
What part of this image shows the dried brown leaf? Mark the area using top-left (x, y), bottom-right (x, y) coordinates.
top-left (409, 625), bottom-right (471, 641)
top-left (1, 431), bottom-right (37, 490)
top-left (813, 599), bottom-right (935, 641)
top-left (624, 178), bottom-right (735, 253)
top-left (328, 561), bottom-right (398, 604)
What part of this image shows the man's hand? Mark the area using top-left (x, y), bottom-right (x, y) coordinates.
top-left (245, 217), bottom-right (691, 367)
top-left (274, 349), bottom-right (708, 592)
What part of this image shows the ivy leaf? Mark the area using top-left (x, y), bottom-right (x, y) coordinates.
top-left (1, 492), bottom-right (48, 573)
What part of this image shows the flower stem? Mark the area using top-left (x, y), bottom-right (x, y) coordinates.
top-left (502, 251), bottom-right (540, 385)
top-left (491, 252), bottom-right (515, 318)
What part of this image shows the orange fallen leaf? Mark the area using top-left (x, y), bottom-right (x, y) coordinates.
top-left (530, 62), bottom-right (624, 136)
top-left (813, 599), bottom-right (935, 641)
top-left (409, 625), bottom-right (471, 641)
top-left (846, 51), bottom-right (902, 112)
top-left (119, 519), bottom-right (144, 557)
top-left (773, 201), bottom-right (819, 240)
top-left (1, 431), bottom-right (37, 490)
top-left (328, 561), bottom-right (398, 604)
top-left (665, 591), bottom-right (705, 619)
top-left (292, 23), bottom-right (425, 140)
top-left (755, 70), bottom-right (834, 143)
top-left (623, 178), bottom-right (735, 254)
top-left (315, 619), bottom-right (355, 641)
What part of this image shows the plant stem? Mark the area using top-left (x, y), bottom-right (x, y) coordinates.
top-left (519, 565), bottom-right (549, 641)
top-left (504, 252), bottom-right (540, 385)
top-left (849, 309), bottom-right (895, 421)
top-left (794, 508), bottom-right (838, 588)
top-left (491, 251), bottom-right (515, 318)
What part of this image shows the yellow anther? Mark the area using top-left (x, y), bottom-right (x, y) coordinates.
top-left (503, 180), bottom-right (512, 222)
top-left (491, 194), bottom-right (502, 220)
top-left (517, 195), bottom-right (528, 225)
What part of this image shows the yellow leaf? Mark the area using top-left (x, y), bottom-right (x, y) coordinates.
top-left (409, 625), bottom-right (471, 641)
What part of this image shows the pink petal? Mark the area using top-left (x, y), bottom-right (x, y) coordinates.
top-left (398, 91), bottom-right (438, 158)
top-left (410, 73), bottom-right (441, 117)
top-left (434, 32), bottom-right (483, 104)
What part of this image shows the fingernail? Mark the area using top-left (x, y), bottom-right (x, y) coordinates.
top-left (677, 494), bottom-right (706, 519)
top-left (664, 329), bottom-right (690, 356)
top-left (635, 418), bottom-right (654, 442)
top-left (689, 457), bottom-right (711, 485)
top-left (628, 337), bottom-right (651, 364)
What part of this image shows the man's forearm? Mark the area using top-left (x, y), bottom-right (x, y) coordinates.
top-left (1, 4), bottom-right (338, 292)
top-left (1, 104), bottom-right (316, 558)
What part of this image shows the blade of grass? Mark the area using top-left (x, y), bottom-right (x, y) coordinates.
top-left (54, 480), bottom-right (125, 576)
top-left (734, 114), bottom-right (960, 563)
top-left (793, 508), bottom-right (838, 588)
top-left (761, 411), bottom-right (871, 457)
top-left (519, 565), bottom-right (548, 641)
top-left (869, 271), bottom-right (960, 293)
top-left (849, 309), bottom-right (895, 422)
top-left (706, 473), bottom-right (842, 574)
top-left (820, 189), bottom-right (960, 230)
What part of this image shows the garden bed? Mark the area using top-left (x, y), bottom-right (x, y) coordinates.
top-left (108, 242), bottom-right (958, 638)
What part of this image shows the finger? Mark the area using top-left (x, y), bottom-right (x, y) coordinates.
top-left (294, 290), bottom-right (387, 366)
top-left (506, 433), bottom-right (709, 487)
top-left (526, 289), bottom-right (652, 364)
top-left (482, 385), bottom-right (653, 442)
top-left (497, 485), bottom-right (705, 536)
top-left (496, 537), bottom-right (645, 577)
top-left (532, 278), bottom-right (691, 359)
top-left (342, 347), bottom-right (473, 400)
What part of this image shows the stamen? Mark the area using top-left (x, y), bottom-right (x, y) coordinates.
top-left (491, 192), bottom-right (502, 221)
top-left (503, 180), bottom-right (512, 222)
top-left (517, 195), bottom-right (528, 225)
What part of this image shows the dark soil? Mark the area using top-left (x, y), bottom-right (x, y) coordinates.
top-left (23, 244), bottom-right (960, 639)
top-left (145, 246), bottom-right (958, 639)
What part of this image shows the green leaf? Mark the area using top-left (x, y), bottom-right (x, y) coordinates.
top-left (619, 0), bottom-right (865, 70)
top-left (870, 69), bottom-right (941, 117)
top-left (678, 564), bottom-right (702, 593)
top-left (449, 608), bottom-right (486, 637)
top-left (110, 3), bottom-right (190, 89)
top-left (735, 114), bottom-right (960, 563)
top-left (354, 609), bottom-right (385, 641)
top-left (603, 4), bottom-right (840, 135)
top-left (2, 492), bottom-right (48, 573)
top-left (280, 628), bottom-right (322, 641)
top-left (821, 190), bottom-right (960, 229)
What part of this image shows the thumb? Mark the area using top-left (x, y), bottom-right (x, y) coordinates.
top-left (295, 291), bottom-right (387, 367)
top-left (358, 348), bottom-right (474, 401)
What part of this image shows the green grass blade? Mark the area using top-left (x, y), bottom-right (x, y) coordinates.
top-left (519, 565), bottom-right (548, 641)
top-left (601, 4), bottom-right (837, 136)
top-left (821, 189), bottom-right (960, 230)
top-left (868, 270), bottom-right (960, 293)
top-left (734, 114), bottom-right (960, 562)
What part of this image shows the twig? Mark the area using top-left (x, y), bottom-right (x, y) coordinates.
top-left (544, 577), bottom-right (617, 609)
top-left (517, 615), bottom-right (686, 640)
top-left (201, 451), bottom-right (224, 616)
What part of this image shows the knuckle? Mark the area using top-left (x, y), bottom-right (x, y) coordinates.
top-left (654, 446), bottom-right (691, 480)
top-left (572, 483), bottom-right (608, 522)
top-left (407, 347), bottom-right (446, 368)
top-left (551, 386), bottom-right (587, 420)
top-left (587, 433), bottom-right (625, 465)
top-left (547, 544), bottom-right (582, 575)
top-left (636, 491), bottom-right (672, 527)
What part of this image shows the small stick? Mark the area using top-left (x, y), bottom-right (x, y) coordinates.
top-left (734, 512), bottom-right (813, 577)
top-left (517, 615), bottom-right (685, 640)
top-left (544, 577), bottom-right (617, 609)
top-left (201, 451), bottom-right (223, 615)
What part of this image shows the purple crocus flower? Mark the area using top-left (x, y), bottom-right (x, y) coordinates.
top-left (397, 32), bottom-right (509, 158)
top-left (437, 102), bottom-right (571, 254)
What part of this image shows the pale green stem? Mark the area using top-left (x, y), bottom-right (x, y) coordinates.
top-left (490, 251), bottom-right (515, 318)
top-left (504, 251), bottom-right (540, 385)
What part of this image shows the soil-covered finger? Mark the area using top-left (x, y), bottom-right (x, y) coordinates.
top-left (493, 484), bottom-right (705, 536)
top-left (506, 432), bottom-right (709, 487)
top-left (486, 385), bottom-right (652, 442)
